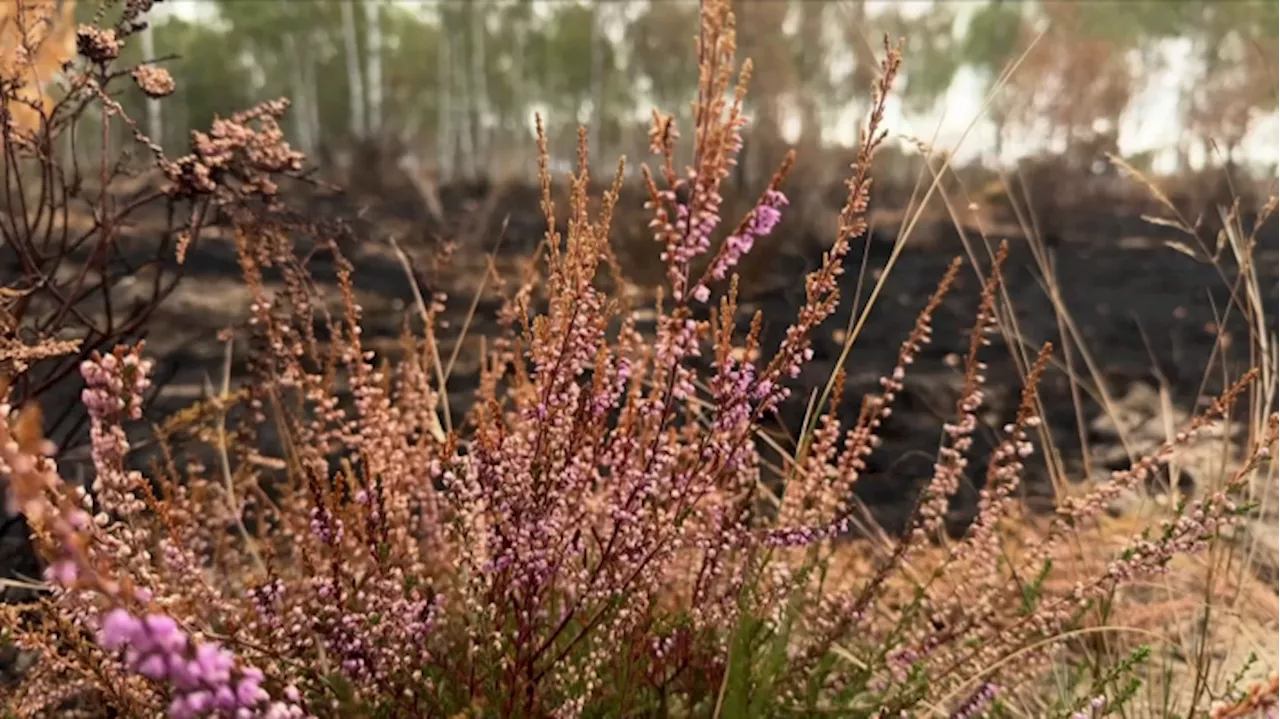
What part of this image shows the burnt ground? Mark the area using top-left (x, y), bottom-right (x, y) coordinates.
top-left (2, 176), bottom-right (1277, 592)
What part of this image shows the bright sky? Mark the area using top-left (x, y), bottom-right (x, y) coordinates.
top-left (155, 0), bottom-right (1280, 174)
top-left (821, 47), bottom-right (1235, 172)
top-left (830, 1), bottom-right (1279, 172)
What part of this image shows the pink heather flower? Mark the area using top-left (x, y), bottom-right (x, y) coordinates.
top-left (43, 558), bottom-right (79, 585)
top-left (950, 682), bottom-right (999, 719)
top-left (309, 506), bottom-right (344, 544)
top-left (80, 346), bottom-right (157, 523)
top-left (76, 25), bottom-right (121, 63)
top-left (96, 607), bottom-right (303, 718)
top-left (703, 189), bottom-right (789, 288)
top-left (79, 349), bottom-right (154, 421)
top-left (1070, 694), bottom-right (1107, 718)
top-left (100, 608), bottom-right (141, 651)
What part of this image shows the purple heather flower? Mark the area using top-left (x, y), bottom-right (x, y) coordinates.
top-left (44, 558), bottom-right (79, 585)
top-left (100, 608), bottom-right (141, 651)
top-left (950, 682), bottom-right (999, 719)
top-left (701, 189), bottom-right (790, 292)
top-left (95, 607), bottom-right (302, 718)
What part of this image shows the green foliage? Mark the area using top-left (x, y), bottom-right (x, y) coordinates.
top-left (961, 0), bottom-right (1025, 80)
top-left (629, 1), bottom-right (699, 118)
top-left (881, 5), bottom-right (962, 114)
top-left (533, 4), bottom-right (601, 109)
top-left (381, 7), bottom-right (443, 126)
top-left (87, 0), bottom-right (1272, 176)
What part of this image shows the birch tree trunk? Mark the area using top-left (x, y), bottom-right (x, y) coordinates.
top-left (588, 2), bottom-right (603, 169)
top-left (469, 0), bottom-right (489, 175)
top-left (363, 0), bottom-right (384, 138)
top-left (139, 19), bottom-right (163, 148)
top-left (305, 32), bottom-right (321, 154)
top-left (797, 1), bottom-right (824, 151)
top-left (511, 4), bottom-right (527, 172)
top-left (340, 0), bottom-right (367, 141)
top-left (436, 7), bottom-right (454, 181)
top-left (276, 0), bottom-right (315, 157)
top-left (992, 111), bottom-right (1007, 167)
top-left (454, 7), bottom-right (476, 180)
top-left (283, 31), bottom-right (315, 157)
top-left (844, 0), bottom-right (872, 123)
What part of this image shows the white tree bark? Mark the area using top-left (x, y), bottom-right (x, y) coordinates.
top-left (277, 0), bottom-right (318, 157)
top-left (588, 2), bottom-right (602, 167)
top-left (453, 8), bottom-right (476, 179)
top-left (512, 2), bottom-right (527, 164)
top-left (363, 0), bottom-right (384, 137)
top-left (139, 19), bottom-right (163, 147)
top-left (283, 31), bottom-right (315, 156)
top-left (469, 0), bottom-right (489, 173)
top-left (340, 0), bottom-right (367, 140)
top-left (305, 31), bottom-right (322, 153)
top-left (436, 7), bottom-right (454, 180)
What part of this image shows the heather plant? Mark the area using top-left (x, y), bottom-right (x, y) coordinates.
top-left (1, 1), bottom-right (1278, 717)
top-left (1, 0), bottom-right (309, 456)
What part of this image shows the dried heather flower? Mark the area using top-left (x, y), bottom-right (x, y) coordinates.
top-left (122, 0), bottom-right (160, 27)
top-left (640, 0), bottom-right (764, 304)
top-left (1212, 673), bottom-right (1279, 718)
top-left (159, 98), bottom-right (305, 203)
top-left (76, 24), bottom-right (120, 63)
top-left (81, 345), bottom-right (154, 520)
top-left (133, 63), bottom-right (175, 98)
top-left (915, 242), bottom-right (1007, 542)
top-left (0, 336), bottom-right (82, 376)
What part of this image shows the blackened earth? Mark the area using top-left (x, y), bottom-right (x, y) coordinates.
top-left (3, 178), bottom-right (1277, 601)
